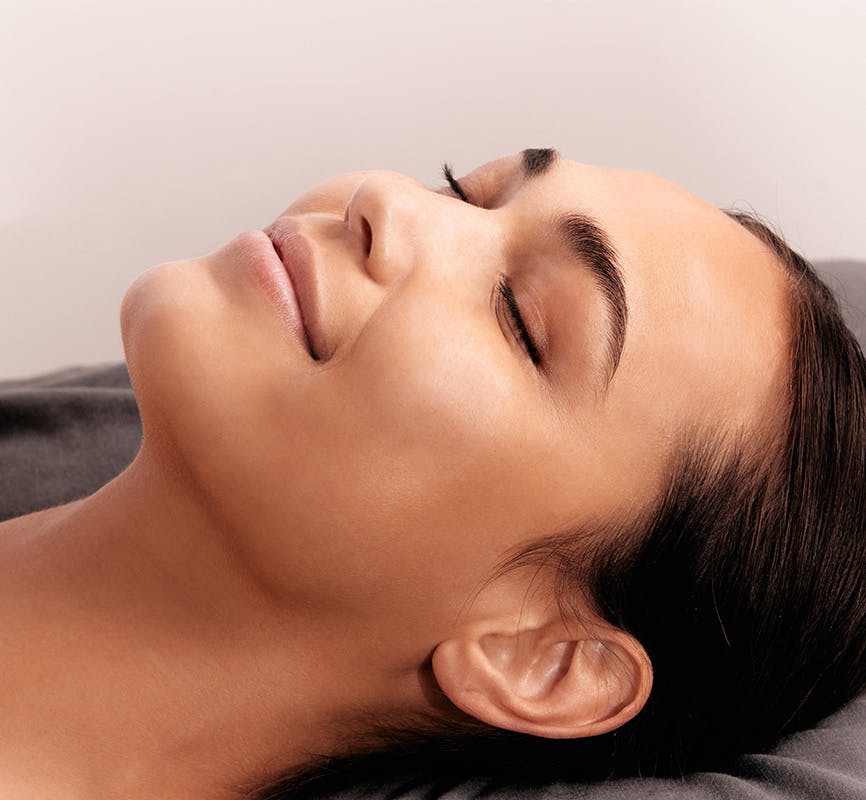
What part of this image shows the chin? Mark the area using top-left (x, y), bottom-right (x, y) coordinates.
top-left (118, 248), bottom-right (307, 518)
top-left (120, 256), bottom-right (242, 461)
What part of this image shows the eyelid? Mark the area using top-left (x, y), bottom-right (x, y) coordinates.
top-left (510, 277), bottom-right (548, 367)
top-left (517, 281), bottom-right (549, 362)
top-left (494, 275), bottom-right (541, 366)
top-left (440, 163), bottom-right (484, 208)
top-left (491, 272), bottom-right (546, 370)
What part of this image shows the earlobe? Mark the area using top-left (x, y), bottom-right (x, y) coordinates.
top-left (431, 616), bottom-right (652, 740)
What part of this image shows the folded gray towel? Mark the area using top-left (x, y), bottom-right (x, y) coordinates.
top-left (0, 361), bottom-right (141, 521)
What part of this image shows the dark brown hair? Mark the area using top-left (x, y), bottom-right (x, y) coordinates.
top-left (240, 211), bottom-right (866, 800)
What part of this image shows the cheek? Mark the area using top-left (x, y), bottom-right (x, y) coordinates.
top-left (336, 297), bottom-right (532, 476)
top-left (230, 305), bottom-right (524, 556)
top-left (240, 308), bottom-right (552, 606)
top-left (359, 319), bottom-right (513, 445)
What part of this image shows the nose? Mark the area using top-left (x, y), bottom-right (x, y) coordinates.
top-left (344, 171), bottom-right (439, 287)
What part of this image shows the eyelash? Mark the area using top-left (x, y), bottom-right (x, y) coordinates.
top-left (440, 162), bottom-right (542, 367)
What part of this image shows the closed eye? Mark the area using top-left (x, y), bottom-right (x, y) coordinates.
top-left (494, 276), bottom-right (543, 366)
top-left (440, 161), bottom-right (473, 204)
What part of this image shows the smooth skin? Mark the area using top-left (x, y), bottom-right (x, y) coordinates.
top-left (0, 151), bottom-right (789, 799)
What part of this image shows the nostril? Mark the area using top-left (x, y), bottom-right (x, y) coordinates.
top-left (360, 216), bottom-right (372, 257)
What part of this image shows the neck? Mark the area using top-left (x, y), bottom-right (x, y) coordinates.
top-left (0, 445), bottom-right (423, 799)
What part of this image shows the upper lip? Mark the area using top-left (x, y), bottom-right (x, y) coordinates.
top-left (263, 219), bottom-right (324, 360)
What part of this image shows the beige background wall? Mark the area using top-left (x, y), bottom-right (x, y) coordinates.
top-left (1, 0), bottom-right (864, 381)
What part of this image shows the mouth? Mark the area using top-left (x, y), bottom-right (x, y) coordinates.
top-left (264, 224), bottom-right (322, 361)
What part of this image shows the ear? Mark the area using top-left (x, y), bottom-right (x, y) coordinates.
top-left (431, 609), bottom-right (652, 739)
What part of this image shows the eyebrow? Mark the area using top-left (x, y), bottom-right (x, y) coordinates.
top-left (519, 148), bottom-right (629, 389)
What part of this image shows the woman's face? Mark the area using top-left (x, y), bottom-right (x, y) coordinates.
top-left (120, 150), bottom-right (788, 642)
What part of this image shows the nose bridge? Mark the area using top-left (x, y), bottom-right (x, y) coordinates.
top-left (346, 170), bottom-right (467, 287)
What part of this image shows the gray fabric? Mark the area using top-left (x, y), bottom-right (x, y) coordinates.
top-left (330, 693), bottom-right (866, 799)
top-left (1, 260), bottom-right (865, 799)
top-left (0, 361), bottom-right (141, 521)
top-left (817, 260), bottom-right (866, 344)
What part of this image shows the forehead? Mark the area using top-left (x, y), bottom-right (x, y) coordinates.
top-left (484, 152), bottom-right (791, 471)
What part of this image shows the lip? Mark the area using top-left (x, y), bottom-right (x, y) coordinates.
top-left (240, 229), bottom-right (312, 356)
top-left (240, 222), bottom-right (321, 359)
top-left (262, 219), bottom-right (324, 360)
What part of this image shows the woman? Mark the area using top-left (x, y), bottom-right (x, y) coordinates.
top-left (0, 149), bottom-right (864, 800)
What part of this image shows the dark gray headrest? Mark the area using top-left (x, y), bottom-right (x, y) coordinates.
top-left (816, 260), bottom-right (866, 347)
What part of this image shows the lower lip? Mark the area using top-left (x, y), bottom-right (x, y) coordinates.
top-left (238, 230), bottom-right (308, 351)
